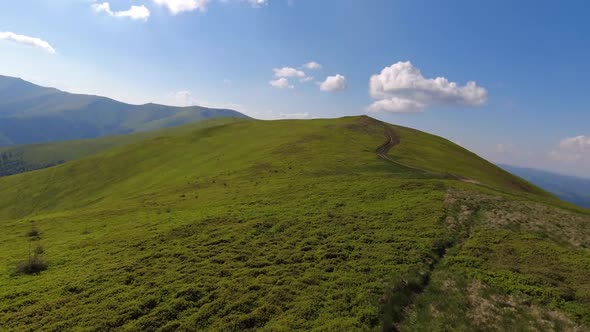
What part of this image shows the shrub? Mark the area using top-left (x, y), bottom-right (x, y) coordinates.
top-left (16, 255), bottom-right (48, 275)
top-left (27, 228), bottom-right (40, 238)
top-left (34, 245), bottom-right (44, 255)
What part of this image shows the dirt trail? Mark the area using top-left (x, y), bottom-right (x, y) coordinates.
top-left (377, 125), bottom-right (480, 184)
top-left (376, 125), bottom-right (433, 174)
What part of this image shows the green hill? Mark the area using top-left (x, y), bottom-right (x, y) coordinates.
top-left (0, 75), bottom-right (248, 146)
top-left (0, 116), bottom-right (588, 331)
top-left (0, 118), bottom-right (244, 177)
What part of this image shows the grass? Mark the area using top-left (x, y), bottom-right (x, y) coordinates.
top-left (15, 255), bottom-right (48, 275)
top-left (0, 116), bottom-right (587, 331)
top-left (389, 125), bottom-right (551, 197)
top-left (402, 189), bottom-right (590, 331)
top-left (0, 118), bottom-right (244, 177)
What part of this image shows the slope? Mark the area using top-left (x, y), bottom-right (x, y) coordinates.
top-left (0, 118), bottom-right (246, 177)
top-left (0, 116), bottom-right (588, 331)
top-left (0, 75), bottom-right (248, 146)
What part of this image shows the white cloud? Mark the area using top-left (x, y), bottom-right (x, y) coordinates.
top-left (0, 31), bottom-right (56, 54)
top-left (92, 2), bottom-right (151, 20)
top-left (304, 61), bottom-right (322, 70)
top-left (171, 90), bottom-right (200, 106)
top-left (550, 135), bottom-right (590, 163)
top-left (273, 67), bottom-right (306, 78)
top-left (219, 0), bottom-right (269, 8)
top-left (367, 98), bottom-right (422, 113)
top-left (174, 91), bottom-right (192, 105)
top-left (137, 0), bottom-right (268, 16)
top-left (367, 61), bottom-right (487, 113)
top-left (247, 0), bottom-right (268, 7)
top-left (559, 135), bottom-right (590, 151)
top-left (153, 0), bottom-right (210, 14)
top-left (299, 76), bottom-right (314, 83)
top-left (320, 74), bottom-right (347, 92)
top-left (269, 78), bottom-right (293, 89)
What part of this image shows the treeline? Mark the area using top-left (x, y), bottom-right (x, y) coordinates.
top-left (0, 151), bottom-right (64, 177)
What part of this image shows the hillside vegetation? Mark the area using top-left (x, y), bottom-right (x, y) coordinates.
top-left (0, 116), bottom-right (588, 331)
top-left (0, 118), bottom-right (244, 177)
top-left (0, 75), bottom-right (247, 146)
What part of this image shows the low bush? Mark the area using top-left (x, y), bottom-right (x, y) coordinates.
top-left (27, 228), bottom-right (40, 239)
top-left (16, 255), bottom-right (48, 275)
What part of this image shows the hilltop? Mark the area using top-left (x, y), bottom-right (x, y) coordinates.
top-left (0, 75), bottom-right (247, 146)
top-left (0, 116), bottom-right (588, 331)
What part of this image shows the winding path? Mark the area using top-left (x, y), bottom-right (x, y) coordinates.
top-left (376, 125), bottom-right (480, 184)
top-left (376, 126), bottom-right (432, 174)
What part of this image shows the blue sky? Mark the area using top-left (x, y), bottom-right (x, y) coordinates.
top-left (1, 0), bottom-right (589, 177)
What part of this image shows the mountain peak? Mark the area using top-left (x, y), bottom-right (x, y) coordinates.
top-left (0, 76), bottom-right (248, 146)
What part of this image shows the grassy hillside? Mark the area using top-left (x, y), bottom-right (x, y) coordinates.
top-left (0, 118), bottom-right (244, 177)
top-left (0, 116), bottom-right (588, 331)
top-left (389, 125), bottom-right (548, 197)
top-left (0, 75), bottom-right (248, 146)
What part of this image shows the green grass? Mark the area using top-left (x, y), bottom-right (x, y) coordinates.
top-left (402, 189), bottom-right (590, 331)
top-left (389, 125), bottom-right (550, 196)
top-left (0, 116), bottom-right (587, 331)
top-left (0, 118), bottom-right (244, 177)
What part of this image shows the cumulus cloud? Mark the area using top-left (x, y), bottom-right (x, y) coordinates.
top-left (304, 61), bottom-right (322, 70)
top-left (273, 67), bottom-right (306, 78)
top-left (270, 63), bottom-right (325, 88)
top-left (0, 31), bottom-right (56, 54)
top-left (320, 74), bottom-right (347, 92)
top-left (269, 77), bottom-right (293, 89)
top-left (153, 0), bottom-right (211, 14)
top-left (367, 61), bottom-right (487, 113)
top-left (550, 135), bottom-right (590, 163)
top-left (92, 2), bottom-right (151, 20)
top-left (367, 98), bottom-right (423, 113)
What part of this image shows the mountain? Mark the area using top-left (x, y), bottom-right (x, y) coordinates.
top-left (500, 164), bottom-right (590, 209)
top-left (0, 116), bottom-right (588, 331)
top-left (0, 75), bottom-right (248, 146)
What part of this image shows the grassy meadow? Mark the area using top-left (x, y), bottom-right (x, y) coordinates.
top-left (0, 116), bottom-right (588, 331)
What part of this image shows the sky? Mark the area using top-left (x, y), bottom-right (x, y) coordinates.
top-left (1, 0), bottom-right (589, 177)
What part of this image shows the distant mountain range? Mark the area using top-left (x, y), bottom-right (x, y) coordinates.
top-left (500, 164), bottom-right (590, 208)
top-left (0, 75), bottom-right (247, 146)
